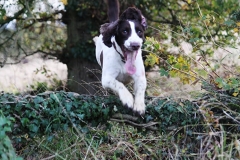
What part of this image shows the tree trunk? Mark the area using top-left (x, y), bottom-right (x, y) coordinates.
top-left (61, 5), bottom-right (102, 95)
top-left (67, 58), bottom-right (102, 95)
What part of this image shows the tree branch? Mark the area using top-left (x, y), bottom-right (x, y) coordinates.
top-left (4, 49), bottom-right (61, 65)
top-left (110, 118), bottom-right (159, 131)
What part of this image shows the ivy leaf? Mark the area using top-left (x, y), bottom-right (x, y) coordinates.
top-left (159, 68), bottom-right (169, 77)
top-left (65, 102), bottom-right (73, 111)
top-left (3, 126), bottom-right (12, 132)
top-left (76, 114), bottom-right (85, 119)
top-left (0, 117), bottom-right (7, 126)
top-left (146, 115), bottom-right (154, 122)
top-left (29, 124), bottom-right (39, 133)
top-left (224, 19), bottom-right (235, 26)
top-left (21, 118), bottom-right (29, 127)
top-left (47, 135), bottom-right (54, 142)
top-left (33, 96), bottom-right (44, 105)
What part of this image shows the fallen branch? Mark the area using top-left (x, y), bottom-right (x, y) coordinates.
top-left (110, 118), bottom-right (159, 131)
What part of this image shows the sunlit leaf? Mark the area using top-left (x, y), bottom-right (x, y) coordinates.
top-left (232, 92), bottom-right (239, 97)
top-left (233, 28), bottom-right (239, 32)
top-left (61, 0), bottom-right (68, 5)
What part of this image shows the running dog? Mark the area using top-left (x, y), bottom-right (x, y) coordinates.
top-left (95, 0), bottom-right (147, 115)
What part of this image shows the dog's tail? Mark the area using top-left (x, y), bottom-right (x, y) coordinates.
top-left (107, 0), bottom-right (119, 22)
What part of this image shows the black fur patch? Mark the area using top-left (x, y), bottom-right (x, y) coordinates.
top-left (102, 7), bottom-right (147, 48)
top-left (100, 51), bottom-right (103, 67)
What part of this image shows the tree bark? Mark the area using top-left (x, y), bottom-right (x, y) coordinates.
top-left (61, 5), bottom-right (102, 95)
top-left (67, 58), bottom-right (102, 95)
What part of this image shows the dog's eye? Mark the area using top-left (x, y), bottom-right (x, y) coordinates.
top-left (137, 30), bottom-right (142, 34)
top-left (122, 30), bottom-right (128, 34)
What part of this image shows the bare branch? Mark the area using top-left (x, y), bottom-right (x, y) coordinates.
top-left (5, 49), bottom-right (61, 65)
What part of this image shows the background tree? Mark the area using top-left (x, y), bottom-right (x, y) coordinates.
top-left (0, 0), bottom-right (239, 94)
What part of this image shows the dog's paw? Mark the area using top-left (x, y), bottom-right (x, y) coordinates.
top-left (119, 90), bottom-right (134, 109)
top-left (133, 100), bottom-right (146, 115)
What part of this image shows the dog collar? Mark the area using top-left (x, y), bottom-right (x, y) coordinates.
top-left (113, 42), bottom-right (125, 63)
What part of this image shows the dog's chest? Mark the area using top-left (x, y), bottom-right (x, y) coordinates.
top-left (116, 72), bottom-right (132, 84)
top-left (114, 56), bottom-right (133, 84)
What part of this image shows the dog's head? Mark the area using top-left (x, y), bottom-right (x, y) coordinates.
top-left (102, 7), bottom-right (147, 49)
top-left (101, 7), bottom-right (147, 75)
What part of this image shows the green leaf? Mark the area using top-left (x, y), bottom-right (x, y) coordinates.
top-left (0, 117), bottom-right (7, 126)
top-left (29, 124), bottom-right (39, 133)
top-left (224, 19), bottom-right (235, 26)
top-left (0, 130), bottom-right (6, 139)
top-left (65, 102), bottom-right (73, 111)
top-left (202, 15), bottom-right (206, 20)
top-left (47, 135), bottom-right (54, 142)
top-left (3, 138), bottom-right (11, 147)
top-left (159, 68), bottom-right (169, 77)
top-left (146, 115), bottom-right (154, 122)
top-left (3, 126), bottom-right (11, 132)
top-left (76, 114), bottom-right (85, 119)
top-left (21, 118), bottom-right (30, 127)
top-left (33, 96), bottom-right (44, 104)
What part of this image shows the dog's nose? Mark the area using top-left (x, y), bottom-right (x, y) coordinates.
top-left (130, 42), bottom-right (140, 50)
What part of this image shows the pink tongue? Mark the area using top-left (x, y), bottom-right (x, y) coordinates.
top-left (125, 51), bottom-right (137, 75)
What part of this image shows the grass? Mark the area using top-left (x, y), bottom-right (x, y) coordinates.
top-left (0, 79), bottom-right (237, 159)
top-left (15, 123), bottom-right (240, 159)
top-left (12, 91), bottom-right (240, 160)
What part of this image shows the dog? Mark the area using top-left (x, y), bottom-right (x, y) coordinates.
top-left (94, 0), bottom-right (147, 115)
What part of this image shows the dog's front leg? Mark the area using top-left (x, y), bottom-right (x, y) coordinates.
top-left (133, 76), bottom-right (147, 115)
top-left (102, 76), bottom-right (134, 109)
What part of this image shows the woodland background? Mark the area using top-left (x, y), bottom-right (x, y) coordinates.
top-left (0, 0), bottom-right (240, 159)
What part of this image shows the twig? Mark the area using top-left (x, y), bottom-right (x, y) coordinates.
top-left (40, 143), bottom-right (78, 160)
top-left (112, 113), bottom-right (138, 122)
top-left (110, 118), bottom-right (159, 131)
top-left (222, 110), bottom-right (240, 125)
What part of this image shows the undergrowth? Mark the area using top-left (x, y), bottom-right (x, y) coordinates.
top-left (1, 1), bottom-right (240, 159)
top-left (0, 89), bottom-right (240, 159)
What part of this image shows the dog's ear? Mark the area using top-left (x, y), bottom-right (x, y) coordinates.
top-left (141, 15), bottom-right (147, 30)
top-left (120, 7), bottom-right (147, 31)
top-left (101, 20), bottom-right (119, 47)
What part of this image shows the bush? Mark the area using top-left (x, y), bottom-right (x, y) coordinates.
top-left (0, 112), bottom-right (22, 160)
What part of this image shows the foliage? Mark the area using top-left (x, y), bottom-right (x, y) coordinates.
top-left (0, 1), bottom-right (66, 66)
top-left (0, 0), bottom-right (240, 159)
top-left (1, 0), bottom-right (239, 64)
top-left (144, 37), bottom-right (195, 84)
top-left (0, 112), bottom-right (22, 160)
top-left (144, 1), bottom-right (240, 91)
top-left (0, 91), bottom-right (198, 141)
top-left (0, 90), bottom-right (239, 159)
top-left (215, 77), bottom-right (240, 97)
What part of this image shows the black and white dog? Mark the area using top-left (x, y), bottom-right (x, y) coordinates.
top-left (95, 0), bottom-right (147, 115)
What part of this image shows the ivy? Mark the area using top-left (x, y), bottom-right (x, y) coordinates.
top-left (0, 90), bottom-right (239, 145)
top-left (0, 91), bottom-right (199, 142)
top-left (0, 90), bottom-right (240, 158)
top-left (0, 112), bottom-right (23, 160)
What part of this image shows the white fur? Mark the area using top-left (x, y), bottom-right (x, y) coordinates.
top-left (124, 21), bottom-right (143, 50)
top-left (95, 22), bottom-right (146, 114)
